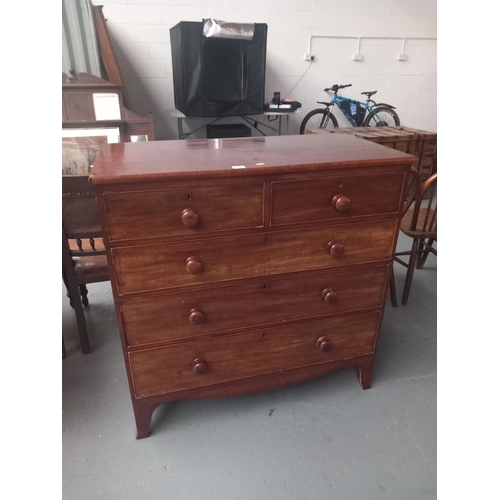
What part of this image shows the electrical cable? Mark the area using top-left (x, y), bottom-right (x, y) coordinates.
top-left (282, 60), bottom-right (313, 100)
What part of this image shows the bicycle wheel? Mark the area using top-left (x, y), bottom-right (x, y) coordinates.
top-left (299, 108), bottom-right (339, 134)
top-left (363, 106), bottom-right (400, 127)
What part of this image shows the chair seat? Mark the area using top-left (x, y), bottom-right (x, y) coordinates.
top-left (73, 255), bottom-right (109, 282)
top-left (400, 208), bottom-right (437, 239)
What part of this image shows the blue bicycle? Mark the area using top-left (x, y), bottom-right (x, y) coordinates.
top-left (299, 83), bottom-right (400, 134)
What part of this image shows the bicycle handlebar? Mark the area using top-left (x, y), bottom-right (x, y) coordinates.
top-left (324, 84), bottom-right (352, 92)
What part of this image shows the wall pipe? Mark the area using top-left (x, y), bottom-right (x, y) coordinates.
top-left (307, 35), bottom-right (437, 60)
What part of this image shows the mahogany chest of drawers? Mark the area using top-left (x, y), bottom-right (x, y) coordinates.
top-left (91, 133), bottom-right (415, 439)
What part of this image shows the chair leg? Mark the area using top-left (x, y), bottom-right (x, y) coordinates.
top-left (71, 286), bottom-right (90, 354)
top-left (63, 271), bottom-right (90, 354)
top-left (62, 269), bottom-right (74, 309)
top-left (402, 238), bottom-right (420, 305)
top-left (417, 238), bottom-right (435, 269)
top-left (415, 239), bottom-right (424, 269)
top-left (80, 284), bottom-right (89, 307)
top-left (389, 265), bottom-right (397, 307)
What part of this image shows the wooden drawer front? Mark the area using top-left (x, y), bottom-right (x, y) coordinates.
top-left (129, 312), bottom-right (380, 397)
top-left (112, 219), bottom-right (396, 295)
top-left (122, 265), bottom-right (389, 346)
top-left (271, 172), bottom-right (405, 226)
top-left (103, 183), bottom-right (264, 241)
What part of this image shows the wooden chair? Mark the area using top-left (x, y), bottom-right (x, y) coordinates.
top-left (62, 175), bottom-right (109, 354)
top-left (391, 169), bottom-right (437, 305)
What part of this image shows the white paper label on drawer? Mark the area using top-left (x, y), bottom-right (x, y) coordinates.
top-left (231, 165), bottom-right (246, 169)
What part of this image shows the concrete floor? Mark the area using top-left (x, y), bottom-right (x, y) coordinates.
top-left (62, 234), bottom-right (436, 500)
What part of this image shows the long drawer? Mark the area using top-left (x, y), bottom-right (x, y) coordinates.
top-left (271, 172), bottom-right (405, 226)
top-left (103, 183), bottom-right (264, 241)
top-left (121, 264), bottom-right (389, 347)
top-left (112, 219), bottom-right (397, 295)
top-left (129, 311), bottom-right (381, 398)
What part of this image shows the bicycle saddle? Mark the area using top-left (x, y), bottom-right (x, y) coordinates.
top-left (361, 91), bottom-right (377, 98)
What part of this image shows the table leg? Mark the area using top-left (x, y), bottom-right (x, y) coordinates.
top-left (178, 117), bottom-right (183, 140)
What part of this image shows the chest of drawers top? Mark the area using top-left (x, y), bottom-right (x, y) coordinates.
top-left (90, 133), bottom-right (415, 185)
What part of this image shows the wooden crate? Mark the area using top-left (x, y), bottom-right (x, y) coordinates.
top-left (307, 126), bottom-right (437, 180)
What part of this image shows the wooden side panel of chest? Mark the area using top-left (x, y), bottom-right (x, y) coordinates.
top-left (91, 134), bottom-right (415, 439)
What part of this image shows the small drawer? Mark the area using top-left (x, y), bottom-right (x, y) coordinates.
top-left (271, 172), bottom-right (405, 226)
top-left (129, 312), bottom-right (380, 398)
top-left (112, 219), bottom-right (397, 295)
top-left (121, 265), bottom-right (389, 347)
top-left (103, 183), bottom-right (264, 241)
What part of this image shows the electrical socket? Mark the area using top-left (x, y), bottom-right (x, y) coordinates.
top-left (352, 54), bottom-right (363, 61)
top-left (397, 53), bottom-right (408, 61)
top-left (304, 53), bottom-right (314, 61)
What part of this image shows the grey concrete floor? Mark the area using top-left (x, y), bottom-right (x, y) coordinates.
top-left (62, 234), bottom-right (436, 500)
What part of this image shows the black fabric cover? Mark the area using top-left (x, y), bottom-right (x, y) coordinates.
top-left (170, 21), bottom-right (267, 117)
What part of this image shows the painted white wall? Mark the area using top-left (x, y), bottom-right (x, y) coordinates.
top-left (97, 0), bottom-right (437, 140)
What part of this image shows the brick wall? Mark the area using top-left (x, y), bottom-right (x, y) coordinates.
top-left (98, 0), bottom-right (437, 140)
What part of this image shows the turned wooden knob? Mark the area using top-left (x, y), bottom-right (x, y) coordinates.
top-left (327, 241), bottom-right (345, 257)
top-left (181, 208), bottom-right (199, 227)
top-left (316, 336), bottom-right (332, 352)
top-left (189, 308), bottom-right (205, 325)
top-left (322, 288), bottom-right (338, 304)
top-left (192, 358), bottom-right (207, 374)
top-left (186, 257), bottom-right (203, 274)
top-left (332, 194), bottom-right (351, 212)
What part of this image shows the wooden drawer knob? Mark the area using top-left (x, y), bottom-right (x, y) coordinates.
top-left (189, 308), bottom-right (205, 325)
top-left (181, 208), bottom-right (199, 227)
top-left (316, 336), bottom-right (333, 352)
top-left (322, 288), bottom-right (338, 303)
top-left (192, 358), bottom-right (207, 375)
top-left (327, 241), bottom-right (345, 257)
top-left (186, 257), bottom-right (203, 274)
top-left (332, 194), bottom-right (350, 212)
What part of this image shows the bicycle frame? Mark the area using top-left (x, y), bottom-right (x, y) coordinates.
top-left (328, 94), bottom-right (377, 127)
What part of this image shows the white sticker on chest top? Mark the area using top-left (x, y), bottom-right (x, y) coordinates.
top-left (231, 165), bottom-right (246, 169)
